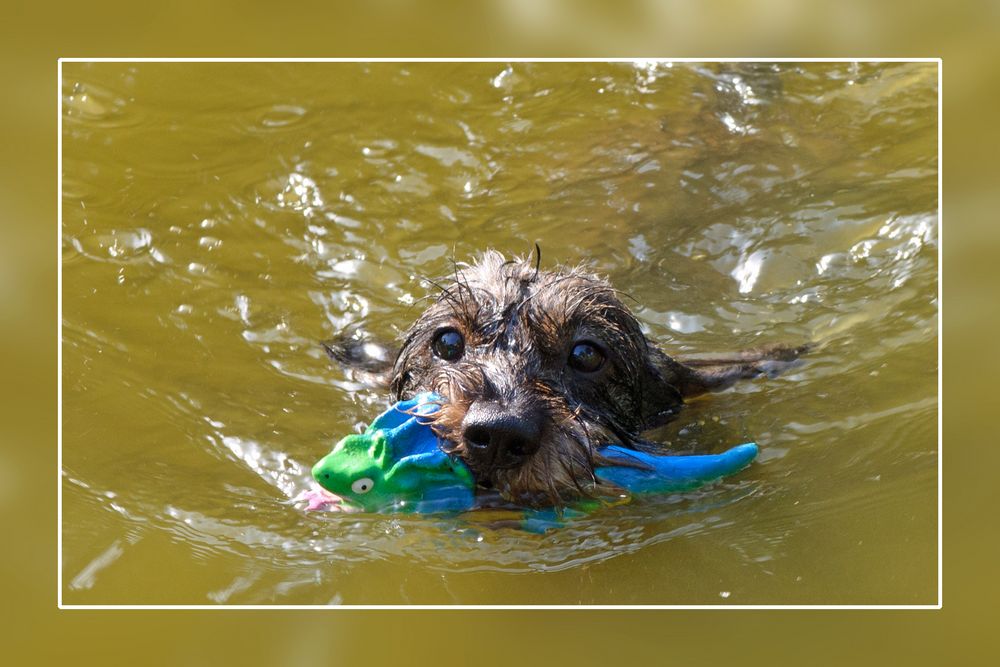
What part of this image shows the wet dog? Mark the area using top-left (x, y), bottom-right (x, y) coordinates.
top-left (326, 250), bottom-right (807, 506)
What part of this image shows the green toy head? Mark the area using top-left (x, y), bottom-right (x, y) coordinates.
top-left (311, 431), bottom-right (393, 512)
top-left (311, 414), bottom-right (476, 514)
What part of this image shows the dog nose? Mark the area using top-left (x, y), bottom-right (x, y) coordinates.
top-left (461, 401), bottom-right (542, 469)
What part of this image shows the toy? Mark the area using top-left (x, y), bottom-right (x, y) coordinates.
top-left (308, 392), bottom-right (758, 518)
top-left (309, 393), bottom-right (475, 513)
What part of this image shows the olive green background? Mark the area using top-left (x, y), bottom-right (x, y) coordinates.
top-left (4, 0), bottom-right (994, 664)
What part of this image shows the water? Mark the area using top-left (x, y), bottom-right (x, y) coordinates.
top-left (61, 61), bottom-right (938, 604)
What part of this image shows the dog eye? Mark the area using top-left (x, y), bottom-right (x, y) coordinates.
top-left (568, 341), bottom-right (606, 373)
top-left (431, 328), bottom-right (465, 361)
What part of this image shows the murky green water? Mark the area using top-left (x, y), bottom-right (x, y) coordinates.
top-left (61, 61), bottom-right (938, 605)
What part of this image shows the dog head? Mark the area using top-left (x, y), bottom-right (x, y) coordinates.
top-left (389, 251), bottom-right (685, 505)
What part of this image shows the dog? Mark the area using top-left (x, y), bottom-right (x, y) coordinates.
top-left (326, 249), bottom-right (807, 506)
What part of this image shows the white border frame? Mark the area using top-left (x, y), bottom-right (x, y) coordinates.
top-left (57, 57), bottom-right (943, 610)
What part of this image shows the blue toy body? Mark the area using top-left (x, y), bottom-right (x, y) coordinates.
top-left (595, 442), bottom-right (759, 494)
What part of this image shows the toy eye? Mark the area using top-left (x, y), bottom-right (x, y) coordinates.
top-left (431, 328), bottom-right (464, 361)
top-left (351, 477), bottom-right (374, 494)
top-left (568, 341), bottom-right (606, 373)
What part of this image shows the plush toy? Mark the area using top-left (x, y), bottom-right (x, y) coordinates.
top-left (309, 393), bottom-right (476, 514)
top-left (308, 392), bottom-right (758, 519)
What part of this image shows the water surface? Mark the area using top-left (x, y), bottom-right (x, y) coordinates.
top-left (61, 61), bottom-right (938, 604)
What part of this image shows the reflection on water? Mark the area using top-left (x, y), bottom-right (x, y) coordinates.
top-left (61, 61), bottom-right (938, 605)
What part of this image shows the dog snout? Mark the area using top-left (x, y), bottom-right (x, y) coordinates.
top-left (461, 400), bottom-right (542, 470)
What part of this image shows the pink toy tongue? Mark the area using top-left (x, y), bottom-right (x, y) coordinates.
top-left (300, 486), bottom-right (357, 512)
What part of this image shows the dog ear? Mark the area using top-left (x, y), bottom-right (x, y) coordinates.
top-left (323, 335), bottom-right (395, 373)
top-left (321, 334), bottom-right (395, 392)
top-left (672, 342), bottom-right (813, 398)
top-left (635, 344), bottom-right (687, 430)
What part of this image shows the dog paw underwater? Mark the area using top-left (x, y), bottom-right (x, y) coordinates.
top-left (300, 392), bottom-right (760, 533)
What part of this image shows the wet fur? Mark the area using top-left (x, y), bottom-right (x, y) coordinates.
top-left (326, 250), bottom-right (808, 506)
